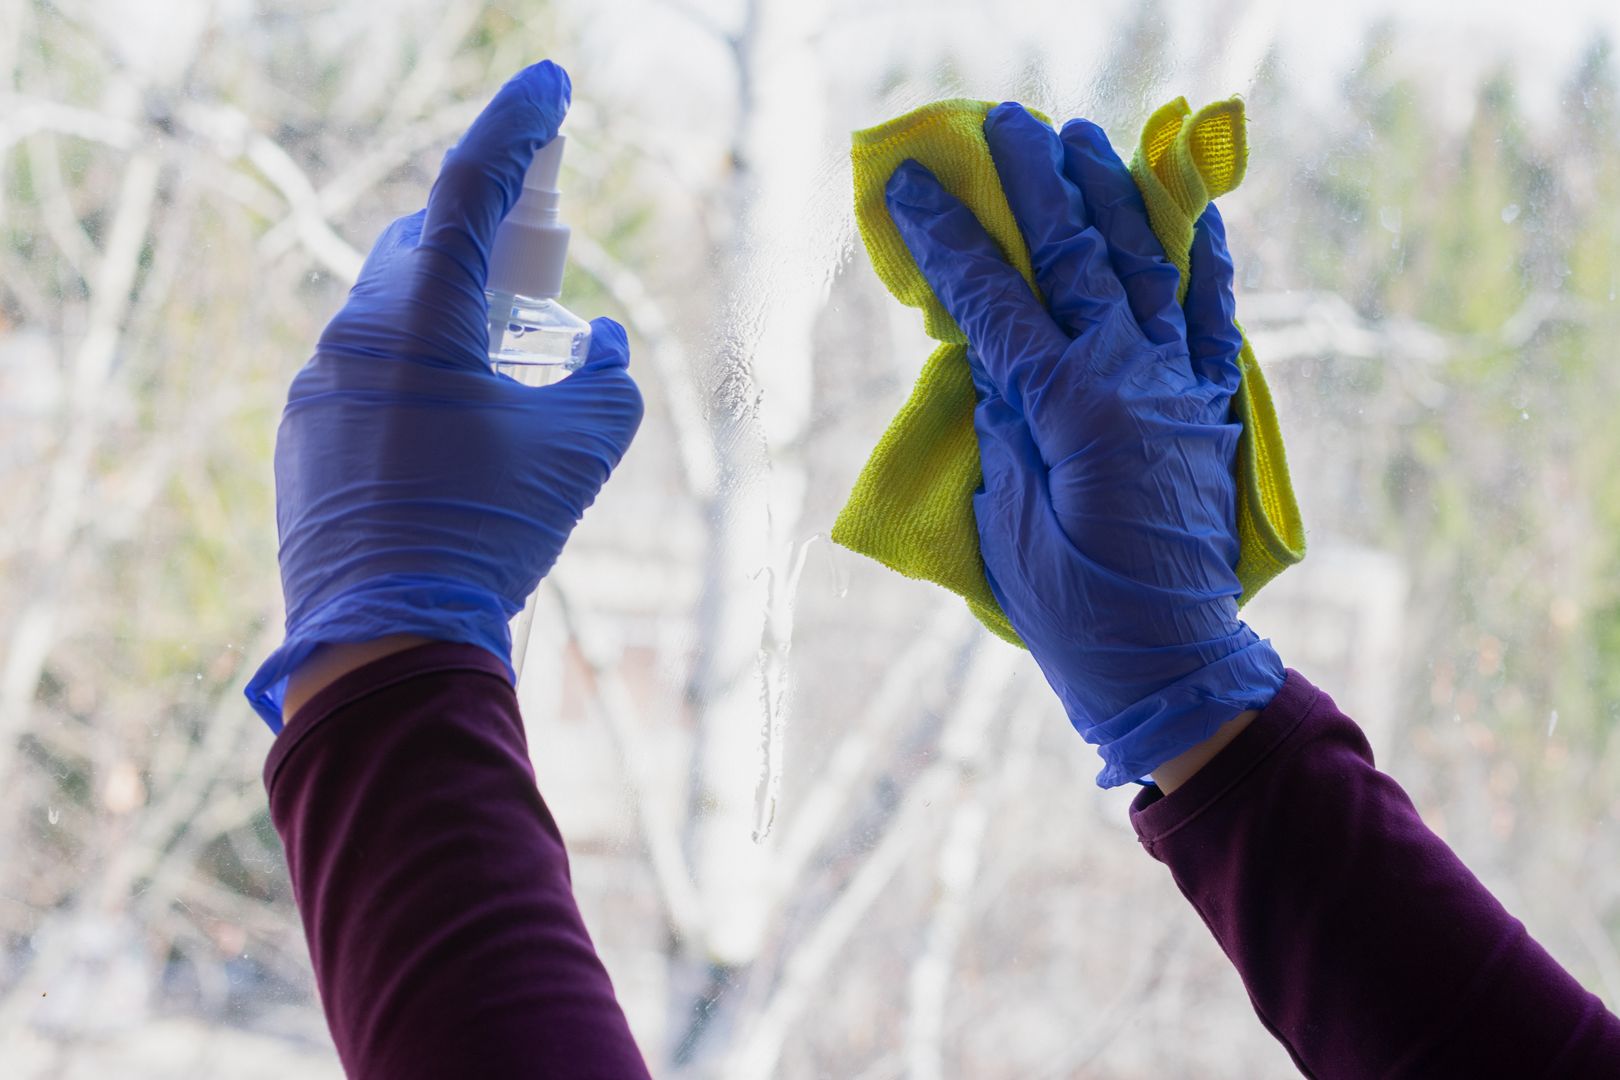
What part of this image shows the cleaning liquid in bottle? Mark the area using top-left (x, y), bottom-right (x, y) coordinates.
top-left (485, 133), bottom-right (587, 678)
top-left (485, 133), bottom-right (589, 386)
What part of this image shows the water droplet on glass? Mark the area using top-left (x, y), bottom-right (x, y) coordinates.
top-left (827, 544), bottom-right (850, 599)
top-left (1502, 203), bottom-right (1521, 224)
top-left (1520, 410), bottom-right (1530, 421)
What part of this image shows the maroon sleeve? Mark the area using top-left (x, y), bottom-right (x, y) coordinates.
top-left (264, 642), bottom-right (651, 1080)
top-left (1132, 669), bottom-right (1620, 1078)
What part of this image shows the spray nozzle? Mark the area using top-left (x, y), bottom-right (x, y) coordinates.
top-left (523, 134), bottom-right (566, 195)
top-left (487, 134), bottom-right (571, 299)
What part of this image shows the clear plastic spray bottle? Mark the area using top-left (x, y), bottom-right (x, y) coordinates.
top-left (486, 133), bottom-right (589, 382)
top-left (485, 133), bottom-right (588, 677)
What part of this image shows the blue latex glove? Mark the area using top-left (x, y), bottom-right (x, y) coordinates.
top-left (245, 61), bottom-right (643, 730)
top-left (884, 103), bottom-right (1285, 787)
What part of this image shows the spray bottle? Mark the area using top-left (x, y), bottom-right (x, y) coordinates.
top-left (486, 133), bottom-right (589, 384)
top-left (485, 133), bottom-right (587, 676)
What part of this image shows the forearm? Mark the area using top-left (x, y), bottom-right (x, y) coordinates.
top-left (265, 642), bottom-right (649, 1080)
top-left (1132, 670), bottom-right (1620, 1077)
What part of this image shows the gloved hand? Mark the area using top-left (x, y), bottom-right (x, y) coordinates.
top-left (245, 61), bottom-right (643, 731)
top-left (884, 103), bottom-right (1284, 787)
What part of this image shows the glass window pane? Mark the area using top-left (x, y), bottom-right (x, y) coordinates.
top-left (3, 2), bottom-right (1616, 1075)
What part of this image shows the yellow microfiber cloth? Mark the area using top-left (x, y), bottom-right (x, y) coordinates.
top-left (831, 97), bottom-right (1306, 645)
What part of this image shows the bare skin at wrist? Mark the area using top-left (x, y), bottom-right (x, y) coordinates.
top-left (1150, 709), bottom-right (1260, 795)
top-left (282, 634), bottom-right (436, 724)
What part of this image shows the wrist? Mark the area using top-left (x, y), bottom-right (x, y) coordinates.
top-left (281, 634), bottom-right (437, 724)
top-left (247, 575), bottom-right (519, 732)
top-left (1078, 633), bottom-right (1285, 788)
top-left (1150, 709), bottom-right (1258, 794)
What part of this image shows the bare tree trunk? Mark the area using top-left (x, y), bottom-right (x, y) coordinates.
top-left (674, 0), bottom-right (830, 1063)
top-left (0, 150), bottom-right (160, 795)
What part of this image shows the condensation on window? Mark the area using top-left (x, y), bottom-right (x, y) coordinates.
top-left (2, 0), bottom-right (1618, 1076)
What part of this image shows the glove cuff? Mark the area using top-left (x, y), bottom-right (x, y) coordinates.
top-left (1084, 633), bottom-right (1286, 788)
top-left (245, 574), bottom-right (516, 733)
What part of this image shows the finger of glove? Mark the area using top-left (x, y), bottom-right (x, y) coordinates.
top-left (970, 390), bottom-right (1066, 621)
top-left (1059, 119), bottom-right (1185, 347)
top-left (413, 61), bottom-right (571, 364)
top-left (421, 60), bottom-right (570, 281)
top-left (531, 317), bottom-right (645, 466)
top-left (962, 343), bottom-right (1001, 409)
top-left (352, 210), bottom-right (426, 296)
top-left (973, 384), bottom-right (1041, 498)
top-left (886, 160), bottom-right (1069, 403)
top-left (984, 104), bottom-right (1129, 338)
top-left (577, 315), bottom-right (630, 373)
top-left (1183, 204), bottom-right (1244, 398)
top-left (318, 211), bottom-right (429, 360)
